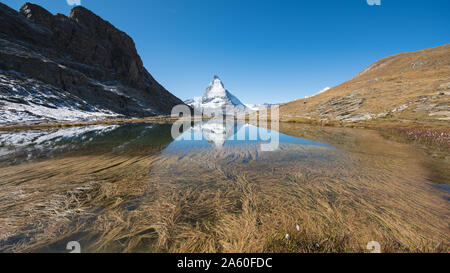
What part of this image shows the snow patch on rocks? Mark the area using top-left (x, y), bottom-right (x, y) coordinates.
top-left (0, 71), bottom-right (121, 125)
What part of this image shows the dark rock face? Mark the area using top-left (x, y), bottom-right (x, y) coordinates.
top-left (0, 2), bottom-right (184, 119)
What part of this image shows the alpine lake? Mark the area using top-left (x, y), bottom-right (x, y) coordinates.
top-left (0, 120), bottom-right (448, 253)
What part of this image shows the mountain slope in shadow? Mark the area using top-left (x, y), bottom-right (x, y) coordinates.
top-left (0, 2), bottom-right (184, 124)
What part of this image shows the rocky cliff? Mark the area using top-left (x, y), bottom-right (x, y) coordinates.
top-left (0, 2), bottom-right (184, 124)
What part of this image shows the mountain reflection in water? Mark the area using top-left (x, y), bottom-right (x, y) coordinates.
top-left (166, 120), bottom-right (332, 152)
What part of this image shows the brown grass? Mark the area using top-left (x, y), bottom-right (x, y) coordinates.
top-left (279, 44), bottom-right (450, 125)
top-left (0, 124), bottom-right (448, 253)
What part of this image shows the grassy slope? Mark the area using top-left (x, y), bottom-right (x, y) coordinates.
top-left (280, 44), bottom-right (450, 127)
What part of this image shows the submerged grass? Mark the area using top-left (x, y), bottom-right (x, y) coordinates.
top-left (0, 125), bottom-right (448, 253)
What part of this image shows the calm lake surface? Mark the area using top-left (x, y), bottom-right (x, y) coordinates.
top-left (0, 121), bottom-right (448, 252)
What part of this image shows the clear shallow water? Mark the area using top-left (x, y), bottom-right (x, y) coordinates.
top-left (165, 121), bottom-right (333, 153)
top-left (0, 122), bottom-right (448, 253)
top-left (0, 121), bottom-right (331, 164)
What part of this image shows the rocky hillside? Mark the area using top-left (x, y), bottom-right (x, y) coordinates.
top-left (280, 44), bottom-right (450, 126)
top-left (0, 3), bottom-right (184, 124)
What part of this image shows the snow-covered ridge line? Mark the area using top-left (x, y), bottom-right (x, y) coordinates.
top-left (303, 87), bottom-right (331, 99)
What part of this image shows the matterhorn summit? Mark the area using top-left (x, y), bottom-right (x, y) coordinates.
top-left (204, 75), bottom-right (229, 100)
top-left (186, 76), bottom-right (248, 115)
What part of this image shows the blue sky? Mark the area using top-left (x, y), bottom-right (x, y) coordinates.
top-left (3, 0), bottom-right (449, 104)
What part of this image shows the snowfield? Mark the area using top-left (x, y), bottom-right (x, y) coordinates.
top-left (0, 70), bottom-right (121, 125)
top-left (303, 87), bottom-right (331, 99)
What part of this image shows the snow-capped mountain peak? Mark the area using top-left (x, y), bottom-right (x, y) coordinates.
top-left (203, 75), bottom-right (228, 99)
top-left (185, 76), bottom-right (279, 115)
top-left (186, 76), bottom-right (247, 115)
